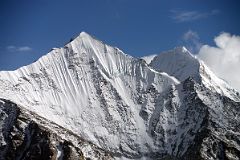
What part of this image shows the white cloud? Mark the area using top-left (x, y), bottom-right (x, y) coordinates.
top-left (182, 30), bottom-right (202, 54)
top-left (6, 45), bottom-right (17, 52)
top-left (171, 9), bottom-right (219, 22)
top-left (6, 45), bottom-right (32, 52)
top-left (18, 46), bottom-right (32, 51)
top-left (198, 32), bottom-right (240, 92)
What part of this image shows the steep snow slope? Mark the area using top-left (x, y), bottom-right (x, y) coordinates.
top-left (150, 46), bottom-right (240, 101)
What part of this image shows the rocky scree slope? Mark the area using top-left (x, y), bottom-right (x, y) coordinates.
top-left (0, 32), bottom-right (240, 159)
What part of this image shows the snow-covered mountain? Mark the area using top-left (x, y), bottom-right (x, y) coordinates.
top-left (0, 32), bottom-right (240, 160)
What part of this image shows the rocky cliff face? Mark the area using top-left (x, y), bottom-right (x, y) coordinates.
top-left (0, 32), bottom-right (239, 159)
top-left (0, 99), bottom-right (112, 160)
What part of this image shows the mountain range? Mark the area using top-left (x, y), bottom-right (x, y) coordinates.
top-left (0, 32), bottom-right (239, 160)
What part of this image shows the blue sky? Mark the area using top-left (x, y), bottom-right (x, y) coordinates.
top-left (1, 0), bottom-right (240, 70)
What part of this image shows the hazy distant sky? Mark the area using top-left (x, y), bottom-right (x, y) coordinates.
top-left (0, 0), bottom-right (240, 70)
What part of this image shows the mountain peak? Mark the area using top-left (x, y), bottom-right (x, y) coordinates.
top-left (150, 46), bottom-right (199, 81)
top-left (66, 31), bottom-right (95, 45)
top-left (172, 46), bottom-right (195, 58)
top-left (173, 46), bottom-right (188, 53)
top-left (79, 31), bottom-right (92, 38)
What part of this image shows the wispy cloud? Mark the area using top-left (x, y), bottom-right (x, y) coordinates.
top-left (6, 45), bottom-right (32, 52)
top-left (18, 46), bottom-right (32, 51)
top-left (171, 9), bottom-right (219, 22)
top-left (182, 30), bottom-right (202, 54)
